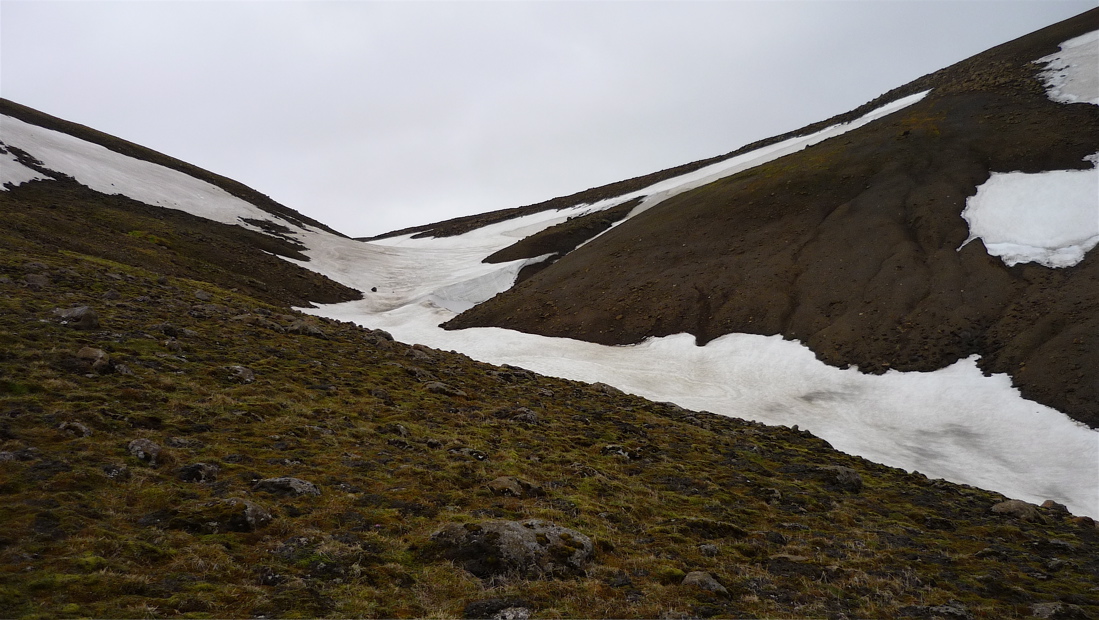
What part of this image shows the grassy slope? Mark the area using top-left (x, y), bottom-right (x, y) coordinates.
top-left (1, 202), bottom-right (1098, 619)
top-left (445, 9), bottom-right (1099, 428)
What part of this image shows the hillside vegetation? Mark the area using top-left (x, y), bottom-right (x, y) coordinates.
top-left (2, 185), bottom-right (1098, 619)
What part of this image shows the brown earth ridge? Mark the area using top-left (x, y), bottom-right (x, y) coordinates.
top-left (445, 9), bottom-right (1099, 428)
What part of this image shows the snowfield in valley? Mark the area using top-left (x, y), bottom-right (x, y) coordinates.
top-left (2, 69), bottom-right (1096, 517)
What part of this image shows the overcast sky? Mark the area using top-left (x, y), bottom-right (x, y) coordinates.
top-left (2, 1), bottom-right (1094, 237)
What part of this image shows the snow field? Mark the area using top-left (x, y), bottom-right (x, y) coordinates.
top-left (0, 115), bottom-right (289, 233)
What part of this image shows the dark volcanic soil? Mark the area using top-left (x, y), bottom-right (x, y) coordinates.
top-left (446, 10), bottom-right (1099, 428)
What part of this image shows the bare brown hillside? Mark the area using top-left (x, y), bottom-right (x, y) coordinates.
top-left (446, 9), bottom-right (1099, 427)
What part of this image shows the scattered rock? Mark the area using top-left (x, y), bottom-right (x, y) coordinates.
top-left (449, 447), bottom-right (488, 461)
top-left (127, 438), bottom-right (161, 466)
top-left (102, 464), bottom-right (130, 481)
top-left (428, 519), bottom-right (594, 579)
top-left (699, 543), bottom-right (720, 557)
top-left (227, 365), bottom-right (255, 384)
top-left (818, 465), bottom-right (863, 493)
top-left (178, 462), bottom-right (220, 483)
top-left (253, 476), bottom-right (321, 497)
top-left (601, 444), bottom-right (640, 459)
top-left (24, 273), bottom-right (50, 290)
top-left (102, 289), bottom-right (121, 300)
top-left (591, 382), bottom-right (623, 395)
top-left (486, 476), bottom-right (545, 498)
top-left (991, 499), bottom-right (1044, 523)
top-left (1031, 602), bottom-right (1089, 620)
top-left (171, 498), bottom-right (272, 534)
top-left (1041, 500), bottom-right (1070, 515)
top-left (288, 320), bottom-right (327, 338)
top-left (54, 306), bottom-right (99, 330)
top-left (58, 421), bottom-right (92, 438)
top-left (681, 571), bottom-right (728, 596)
top-left (76, 346), bottom-right (111, 373)
top-left (463, 598), bottom-right (533, 620)
top-left (193, 289), bottom-right (213, 301)
top-left (425, 381), bottom-right (467, 397)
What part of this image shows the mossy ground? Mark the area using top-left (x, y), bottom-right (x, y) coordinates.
top-left (1, 223), bottom-right (1097, 618)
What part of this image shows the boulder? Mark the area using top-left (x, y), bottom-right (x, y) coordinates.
top-left (54, 306), bottom-right (99, 330)
top-left (127, 438), bottom-right (161, 466)
top-left (991, 499), bottom-right (1044, 522)
top-left (288, 320), bottom-right (327, 338)
top-left (428, 519), bottom-right (594, 579)
top-left (24, 273), bottom-right (49, 290)
top-left (486, 476), bottom-right (545, 499)
top-left (178, 463), bottom-right (220, 483)
top-left (171, 498), bottom-right (272, 534)
top-left (253, 476), bottom-right (321, 497)
top-left (681, 571), bottom-right (728, 596)
top-left (1041, 500), bottom-right (1070, 515)
top-left (227, 365), bottom-right (255, 384)
top-left (818, 465), bottom-right (863, 493)
top-left (77, 347), bottom-right (111, 373)
top-left (59, 421), bottom-right (93, 438)
top-left (425, 381), bottom-right (467, 398)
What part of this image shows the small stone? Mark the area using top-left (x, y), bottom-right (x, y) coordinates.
top-left (681, 571), bottom-right (728, 596)
top-left (227, 365), bottom-right (255, 384)
top-left (127, 438), bottom-right (161, 466)
top-left (59, 422), bottom-right (92, 438)
top-left (699, 543), bottom-right (719, 557)
top-left (102, 464), bottom-right (130, 480)
top-left (102, 289), bottom-right (121, 300)
top-left (193, 289), bottom-right (213, 301)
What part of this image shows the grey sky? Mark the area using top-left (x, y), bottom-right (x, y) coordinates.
top-left (2, 1), bottom-right (1094, 237)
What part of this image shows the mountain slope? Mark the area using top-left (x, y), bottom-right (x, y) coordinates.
top-left (1, 246), bottom-right (1097, 619)
top-left (443, 9), bottom-right (1099, 428)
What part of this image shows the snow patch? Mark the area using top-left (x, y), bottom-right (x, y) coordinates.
top-left (1039, 30), bottom-right (1099, 106)
top-left (961, 153), bottom-right (1099, 268)
top-left (0, 115), bottom-right (292, 234)
top-left (0, 142), bottom-right (52, 188)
